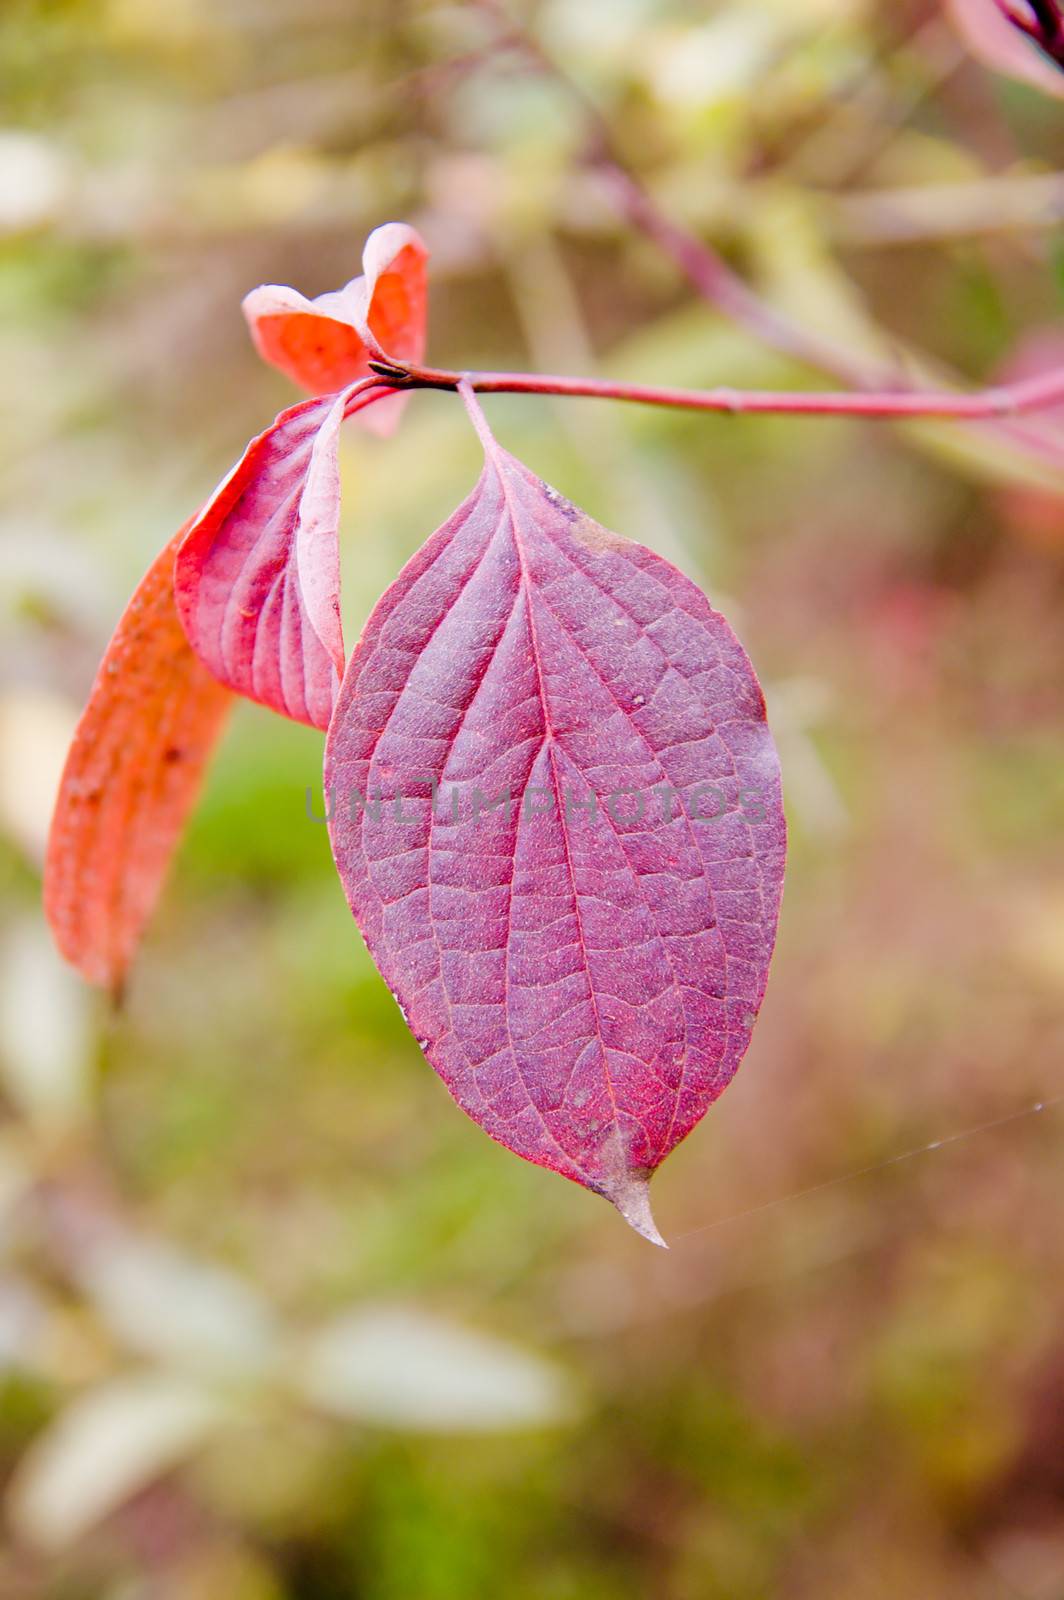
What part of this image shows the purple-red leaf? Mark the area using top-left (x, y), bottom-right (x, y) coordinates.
top-left (45, 524), bottom-right (232, 995)
top-left (174, 383), bottom-right (384, 730)
top-left (325, 396), bottom-right (785, 1242)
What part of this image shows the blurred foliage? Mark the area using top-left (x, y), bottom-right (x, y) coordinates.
top-left (2, 0), bottom-right (1064, 1595)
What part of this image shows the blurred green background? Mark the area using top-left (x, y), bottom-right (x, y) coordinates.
top-left (2, 0), bottom-right (1064, 1595)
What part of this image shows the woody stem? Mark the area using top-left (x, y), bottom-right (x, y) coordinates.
top-left (363, 359), bottom-right (1064, 426)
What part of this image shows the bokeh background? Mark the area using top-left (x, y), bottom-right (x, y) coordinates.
top-left (2, 1), bottom-right (1064, 1595)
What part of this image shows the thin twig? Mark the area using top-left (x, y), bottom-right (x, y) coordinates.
top-left (364, 356), bottom-right (1064, 424)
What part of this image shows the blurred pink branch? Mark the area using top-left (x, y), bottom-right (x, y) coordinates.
top-left (474, 0), bottom-right (868, 385)
top-left (471, 0), bottom-right (1064, 476)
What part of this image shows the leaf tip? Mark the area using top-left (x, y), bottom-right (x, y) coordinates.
top-left (604, 1172), bottom-right (668, 1249)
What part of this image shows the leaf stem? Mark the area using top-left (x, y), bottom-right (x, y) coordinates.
top-left (455, 376), bottom-right (496, 451)
top-left (365, 358), bottom-right (1064, 426)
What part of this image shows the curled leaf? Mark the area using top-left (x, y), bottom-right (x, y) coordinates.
top-left (325, 395), bottom-right (785, 1243)
top-left (243, 221), bottom-right (428, 435)
top-left (44, 526), bottom-right (232, 995)
top-left (175, 383), bottom-right (386, 729)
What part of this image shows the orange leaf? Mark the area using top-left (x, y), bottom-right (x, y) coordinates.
top-left (44, 525), bottom-right (232, 994)
top-left (242, 222), bottom-right (428, 436)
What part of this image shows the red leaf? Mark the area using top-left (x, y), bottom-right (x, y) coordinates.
top-left (44, 525), bottom-right (232, 995)
top-left (242, 222), bottom-right (428, 436)
top-left (325, 395), bottom-right (785, 1243)
top-left (174, 383), bottom-right (385, 729)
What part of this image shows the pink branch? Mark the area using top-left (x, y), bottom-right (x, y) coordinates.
top-left (590, 167), bottom-right (872, 389)
top-left (366, 358), bottom-right (1064, 427)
